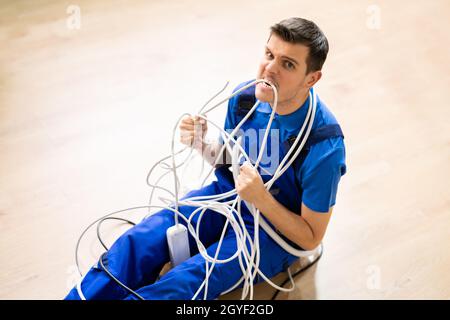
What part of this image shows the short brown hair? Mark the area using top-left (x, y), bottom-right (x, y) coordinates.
top-left (270, 17), bottom-right (329, 74)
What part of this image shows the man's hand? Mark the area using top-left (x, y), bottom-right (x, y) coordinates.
top-left (236, 163), bottom-right (268, 206)
top-left (179, 115), bottom-right (207, 152)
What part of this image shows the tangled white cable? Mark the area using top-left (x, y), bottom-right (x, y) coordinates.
top-left (75, 79), bottom-right (321, 300)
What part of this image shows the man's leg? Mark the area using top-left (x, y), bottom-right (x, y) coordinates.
top-left (65, 181), bottom-right (227, 300)
top-left (122, 216), bottom-right (298, 300)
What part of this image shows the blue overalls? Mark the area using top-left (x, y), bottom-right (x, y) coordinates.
top-left (65, 81), bottom-right (345, 300)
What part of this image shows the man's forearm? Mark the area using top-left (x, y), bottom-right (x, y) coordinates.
top-left (253, 191), bottom-right (318, 251)
top-left (194, 140), bottom-right (231, 167)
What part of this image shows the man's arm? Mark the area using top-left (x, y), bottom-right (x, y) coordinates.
top-left (195, 140), bottom-right (231, 168)
top-left (257, 193), bottom-right (332, 251)
top-left (179, 115), bottom-right (231, 167)
top-left (236, 163), bottom-right (332, 251)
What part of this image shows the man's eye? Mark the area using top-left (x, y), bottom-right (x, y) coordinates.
top-left (284, 61), bottom-right (295, 70)
top-left (265, 52), bottom-right (273, 59)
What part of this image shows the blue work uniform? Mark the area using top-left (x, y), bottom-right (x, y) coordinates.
top-left (65, 80), bottom-right (346, 300)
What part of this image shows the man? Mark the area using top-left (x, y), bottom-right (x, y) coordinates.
top-left (65, 17), bottom-right (346, 300)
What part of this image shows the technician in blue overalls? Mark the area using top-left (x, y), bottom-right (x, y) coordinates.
top-left (65, 17), bottom-right (346, 300)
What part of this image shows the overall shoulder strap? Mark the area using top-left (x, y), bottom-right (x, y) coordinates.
top-left (303, 124), bottom-right (344, 149)
top-left (235, 85), bottom-right (256, 120)
top-left (284, 124), bottom-right (345, 172)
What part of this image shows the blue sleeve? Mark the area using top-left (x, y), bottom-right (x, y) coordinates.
top-left (300, 141), bottom-right (347, 213)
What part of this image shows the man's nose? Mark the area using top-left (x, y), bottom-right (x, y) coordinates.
top-left (265, 60), bottom-right (278, 74)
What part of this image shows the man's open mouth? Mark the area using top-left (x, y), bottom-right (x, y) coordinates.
top-left (260, 79), bottom-right (278, 91)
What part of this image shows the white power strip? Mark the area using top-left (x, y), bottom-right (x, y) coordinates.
top-left (166, 224), bottom-right (191, 267)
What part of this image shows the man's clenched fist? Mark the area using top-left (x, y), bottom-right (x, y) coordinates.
top-left (236, 162), bottom-right (268, 205)
top-left (179, 115), bottom-right (207, 151)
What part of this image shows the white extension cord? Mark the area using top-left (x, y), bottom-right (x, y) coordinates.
top-left (75, 79), bottom-right (320, 300)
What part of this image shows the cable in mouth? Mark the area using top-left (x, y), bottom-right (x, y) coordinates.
top-left (261, 79), bottom-right (276, 90)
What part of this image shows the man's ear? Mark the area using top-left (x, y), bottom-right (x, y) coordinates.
top-left (305, 70), bottom-right (322, 88)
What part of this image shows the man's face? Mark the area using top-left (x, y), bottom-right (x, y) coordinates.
top-left (255, 33), bottom-right (319, 111)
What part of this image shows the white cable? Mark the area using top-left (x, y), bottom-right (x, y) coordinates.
top-left (75, 79), bottom-right (321, 301)
top-left (76, 274), bottom-right (87, 300)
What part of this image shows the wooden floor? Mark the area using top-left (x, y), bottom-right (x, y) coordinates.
top-left (0, 0), bottom-right (449, 299)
